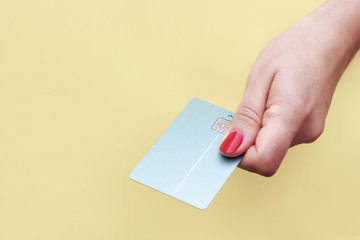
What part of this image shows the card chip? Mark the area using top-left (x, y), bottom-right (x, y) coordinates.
top-left (211, 117), bottom-right (230, 134)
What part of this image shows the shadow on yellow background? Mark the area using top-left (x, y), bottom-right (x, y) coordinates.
top-left (1, 0), bottom-right (359, 239)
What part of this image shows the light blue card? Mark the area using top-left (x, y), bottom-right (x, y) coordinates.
top-left (129, 98), bottom-right (242, 209)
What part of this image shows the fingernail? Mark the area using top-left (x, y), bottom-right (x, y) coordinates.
top-left (220, 131), bottom-right (243, 154)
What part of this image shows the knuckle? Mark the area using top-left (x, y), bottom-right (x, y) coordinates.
top-left (304, 122), bottom-right (325, 143)
top-left (264, 104), bottom-right (304, 135)
top-left (234, 105), bottom-right (262, 128)
top-left (257, 159), bottom-right (278, 177)
top-left (244, 156), bottom-right (278, 177)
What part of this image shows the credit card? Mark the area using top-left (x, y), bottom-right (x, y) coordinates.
top-left (129, 98), bottom-right (241, 209)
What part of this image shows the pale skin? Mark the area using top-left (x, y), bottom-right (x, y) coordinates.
top-left (219, 0), bottom-right (360, 176)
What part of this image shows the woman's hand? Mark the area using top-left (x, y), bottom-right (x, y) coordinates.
top-left (219, 0), bottom-right (360, 176)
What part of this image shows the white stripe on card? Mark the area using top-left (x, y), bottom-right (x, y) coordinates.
top-left (173, 134), bottom-right (220, 194)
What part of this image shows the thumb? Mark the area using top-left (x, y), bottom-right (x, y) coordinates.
top-left (219, 67), bottom-right (273, 158)
top-left (219, 104), bottom-right (262, 157)
top-left (239, 108), bottom-right (300, 177)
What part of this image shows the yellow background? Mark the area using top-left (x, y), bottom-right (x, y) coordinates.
top-left (1, 0), bottom-right (360, 239)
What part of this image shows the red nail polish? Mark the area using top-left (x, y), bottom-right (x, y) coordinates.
top-left (220, 131), bottom-right (243, 154)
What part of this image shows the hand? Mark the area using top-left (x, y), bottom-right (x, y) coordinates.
top-left (219, 0), bottom-right (360, 176)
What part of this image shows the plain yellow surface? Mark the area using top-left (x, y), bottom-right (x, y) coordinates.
top-left (1, 0), bottom-right (360, 239)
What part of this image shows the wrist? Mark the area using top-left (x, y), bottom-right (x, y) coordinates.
top-left (315, 0), bottom-right (360, 51)
top-left (297, 0), bottom-right (360, 77)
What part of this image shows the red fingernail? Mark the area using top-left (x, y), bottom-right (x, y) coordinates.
top-left (220, 131), bottom-right (243, 154)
